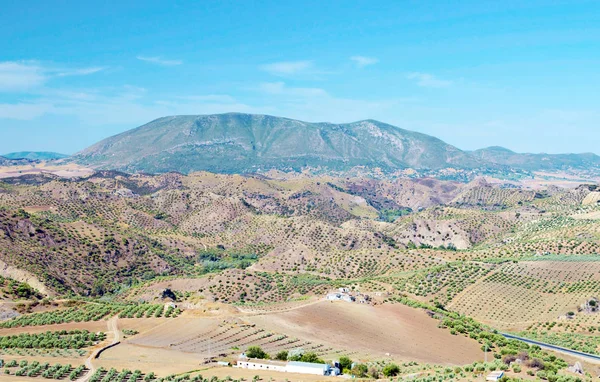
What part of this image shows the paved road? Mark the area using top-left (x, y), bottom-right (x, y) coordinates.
top-left (501, 333), bottom-right (600, 364)
top-left (79, 316), bottom-right (120, 382)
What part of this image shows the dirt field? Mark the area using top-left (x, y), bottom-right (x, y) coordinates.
top-left (82, 301), bottom-right (487, 378)
top-left (96, 343), bottom-right (205, 375)
top-left (246, 301), bottom-right (485, 365)
top-left (0, 163), bottom-right (93, 179)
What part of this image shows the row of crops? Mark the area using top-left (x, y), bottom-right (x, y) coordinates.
top-left (0, 329), bottom-right (106, 349)
top-left (0, 303), bottom-right (180, 328)
top-left (484, 271), bottom-right (600, 294)
top-left (387, 263), bottom-right (493, 304)
top-left (88, 368), bottom-right (207, 382)
top-left (4, 360), bottom-right (86, 380)
top-left (516, 330), bottom-right (600, 355)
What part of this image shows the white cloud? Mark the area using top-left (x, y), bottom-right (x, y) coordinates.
top-left (136, 56), bottom-right (183, 66)
top-left (350, 56), bottom-right (379, 68)
top-left (0, 61), bottom-right (106, 92)
top-left (0, 85), bottom-right (272, 126)
top-left (255, 81), bottom-right (407, 123)
top-left (0, 102), bottom-right (54, 120)
top-left (56, 67), bottom-right (106, 77)
top-left (0, 61), bottom-right (46, 91)
top-left (406, 72), bottom-right (453, 88)
top-left (176, 94), bottom-right (238, 103)
top-left (258, 82), bottom-right (327, 97)
top-left (260, 60), bottom-right (314, 76)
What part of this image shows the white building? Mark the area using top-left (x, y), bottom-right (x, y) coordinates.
top-left (286, 361), bottom-right (331, 376)
top-left (327, 293), bottom-right (342, 301)
top-left (486, 371), bottom-right (504, 382)
top-left (236, 359), bottom-right (331, 376)
top-left (237, 359), bottom-right (287, 372)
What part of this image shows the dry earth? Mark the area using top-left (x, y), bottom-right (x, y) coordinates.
top-left (245, 301), bottom-right (485, 365)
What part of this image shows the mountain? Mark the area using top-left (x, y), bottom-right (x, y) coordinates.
top-left (471, 146), bottom-right (600, 172)
top-left (3, 151), bottom-right (69, 161)
top-left (73, 113), bottom-right (481, 174)
top-left (72, 113), bottom-right (600, 176)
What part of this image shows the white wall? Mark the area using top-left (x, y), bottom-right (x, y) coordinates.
top-left (237, 361), bottom-right (286, 372)
top-left (285, 365), bottom-right (326, 376)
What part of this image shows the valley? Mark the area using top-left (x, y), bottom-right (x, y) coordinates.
top-left (0, 169), bottom-right (598, 381)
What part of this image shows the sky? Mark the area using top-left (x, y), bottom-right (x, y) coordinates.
top-left (1, 0), bottom-right (599, 155)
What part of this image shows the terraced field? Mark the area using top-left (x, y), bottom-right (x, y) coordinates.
top-left (1, 171), bottom-right (600, 380)
top-left (448, 258), bottom-right (600, 329)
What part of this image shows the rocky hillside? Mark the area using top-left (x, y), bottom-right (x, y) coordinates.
top-left (73, 113), bottom-right (480, 174)
top-left (0, 171), bottom-right (597, 297)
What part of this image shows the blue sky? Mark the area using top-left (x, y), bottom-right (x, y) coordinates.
top-left (1, 0), bottom-right (599, 155)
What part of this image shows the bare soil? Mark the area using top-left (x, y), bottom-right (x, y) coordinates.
top-left (246, 301), bottom-right (485, 365)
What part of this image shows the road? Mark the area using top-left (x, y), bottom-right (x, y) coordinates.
top-left (501, 333), bottom-right (600, 364)
top-left (79, 315), bottom-right (121, 382)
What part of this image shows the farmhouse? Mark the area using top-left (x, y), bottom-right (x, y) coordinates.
top-left (236, 359), bottom-right (332, 376)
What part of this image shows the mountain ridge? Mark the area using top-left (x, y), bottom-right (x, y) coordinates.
top-left (74, 113), bottom-right (481, 174)
top-left (72, 113), bottom-right (600, 176)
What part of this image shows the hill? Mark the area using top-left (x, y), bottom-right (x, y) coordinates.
top-left (2, 151), bottom-right (69, 161)
top-left (471, 146), bottom-right (600, 172)
top-left (0, 156), bottom-right (34, 166)
top-left (73, 113), bottom-right (480, 174)
top-left (0, 170), bottom-right (598, 379)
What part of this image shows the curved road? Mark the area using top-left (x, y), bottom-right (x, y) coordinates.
top-left (501, 333), bottom-right (600, 364)
top-left (79, 316), bottom-right (121, 382)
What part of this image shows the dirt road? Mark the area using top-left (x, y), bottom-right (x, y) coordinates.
top-left (79, 316), bottom-right (120, 382)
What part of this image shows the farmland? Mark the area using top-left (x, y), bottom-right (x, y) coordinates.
top-left (0, 171), bottom-right (599, 379)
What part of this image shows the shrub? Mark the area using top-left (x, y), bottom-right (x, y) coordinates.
top-left (368, 367), bottom-right (380, 379)
top-left (246, 346), bottom-right (268, 359)
top-left (300, 352), bottom-right (324, 364)
top-left (503, 355), bottom-right (516, 365)
top-left (275, 351), bottom-right (288, 361)
top-left (351, 364), bottom-right (368, 378)
top-left (338, 356), bottom-right (352, 372)
top-left (528, 358), bottom-right (545, 369)
top-left (382, 363), bottom-right (400, 377)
